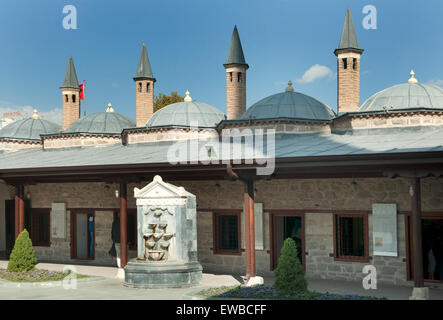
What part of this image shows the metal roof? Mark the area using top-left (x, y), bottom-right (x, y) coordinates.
top-left (65, 112), bottom-right (135, 135)
top-left (0, 126), bottom-right (442, 171)
top-left (134, 43), bottom-right (154, 80)
top-left (360, 83), bottom-right (443, 112)
top-left (334, 8), bottom-right (363, 55)
top-left (61, 57), bottom-right (79, 89)
top-left (241, 91), bottom-right (335, 121)
top-left (146, 101), bottom-right (226, 128)
top-left (224, 25), bottom-right (248, 67)
top-left (0, 118), bottom-right (61, 141)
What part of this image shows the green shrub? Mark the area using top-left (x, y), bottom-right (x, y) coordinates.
top-left (7, 229), bottom-right (37, 272)
top-left (274, 237), bottom-right (307, 294)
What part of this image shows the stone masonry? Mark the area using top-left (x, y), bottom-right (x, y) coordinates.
top-left (225, 66), bottom-right (247, 120)
top-left (135, 79), bottom-right (155, 127)
top-left (61, 89), bottom-right (80, 130)
top-left (337, 51), bottom-right (361, 113)
top-left (19, 177), bottom-right (443, 283)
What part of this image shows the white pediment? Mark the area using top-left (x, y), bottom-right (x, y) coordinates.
top-left (134, 175), bottom-right (193, 199)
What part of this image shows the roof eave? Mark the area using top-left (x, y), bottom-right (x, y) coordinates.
top-left (334, 47), bottom-right (364, 56)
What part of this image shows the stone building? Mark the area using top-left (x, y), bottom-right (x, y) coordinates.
top-left (0, 9), bottom-right (442, 297)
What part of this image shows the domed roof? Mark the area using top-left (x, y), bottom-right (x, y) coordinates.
top-left (65, 104), bottom-right (135, 134)
top-left (241, 82), bottom-right (335, 121)
top-left (360, 71), bottom-right (443, 112)
top-left (146, 91), bottom-right (225, 128)
top-left (0, 110), bottom-right (61, 141)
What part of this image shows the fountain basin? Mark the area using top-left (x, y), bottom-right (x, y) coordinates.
top-left (148, 250), bottom-right (165, 261)
top-left (124, 259), bottom-right (203, 288)
top-left (146, 241), bottom-right (156, 248)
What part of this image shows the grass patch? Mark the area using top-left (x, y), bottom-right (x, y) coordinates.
top-left (197, 285), bottom-right (387, 300)
top-left (0, 268), bottom-right (88, 282)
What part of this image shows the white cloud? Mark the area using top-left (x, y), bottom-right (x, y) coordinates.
top-left (0, 104), bottom-right (62, 125)
top-left (296, 64), bottom-right (334, 84)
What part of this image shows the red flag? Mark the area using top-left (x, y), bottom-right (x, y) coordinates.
top-left (79, 83), bottom-right (85, 100)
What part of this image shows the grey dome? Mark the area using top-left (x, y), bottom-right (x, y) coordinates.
top-left (360, 83), bottom-right (443, 112)
top-left (0, 117), bottom-right (61, 141)
top-left (241, 91), bottom-right (335, 121)
top-left (146, 101), bottom-right (226, 128)
top-left (66, 112), bottom-right (135, 134)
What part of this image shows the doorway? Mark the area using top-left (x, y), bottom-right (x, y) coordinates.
top-left (71, 211), bottom-right (95, 260)
top-left (407, 215), bottom-right (443, 282)
top-left (270, 213), bottom-right (305, 270)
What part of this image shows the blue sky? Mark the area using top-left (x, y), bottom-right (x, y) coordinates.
top-left (0, 0), bottom-right (442, 124)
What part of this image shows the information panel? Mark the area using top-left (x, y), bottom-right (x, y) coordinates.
top-left (51, 202), bottom-right (66, 239)
top-left (372, 203), bottom-right (398, 256)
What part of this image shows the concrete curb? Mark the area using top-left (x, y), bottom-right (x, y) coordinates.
top-left (0, 275), bottom-right (105, 288)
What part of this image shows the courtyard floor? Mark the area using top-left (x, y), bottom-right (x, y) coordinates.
top-left (0, 260), bottom-right (442, 300)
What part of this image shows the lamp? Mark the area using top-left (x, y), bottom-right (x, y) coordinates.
top-left (26, 192), bottom-right (31, 200)
top-left (115, 189), bottom-right (119, 198)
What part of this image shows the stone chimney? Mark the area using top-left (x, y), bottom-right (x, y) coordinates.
top-left (134, 43), bottom-right (156, 127)
top-left (334, 8), bottom-right (364, 114)
top-left (60, 57), bottom-right (80, 130)
top-left (224, 26), bottom-right (249, 120)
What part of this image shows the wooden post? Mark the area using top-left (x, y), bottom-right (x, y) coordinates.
top-left (120, 182), bottom-right (128, 268)
top-left (14, 186), bottom-right (19, 239)
top-left (18, 185), bottom-right (25, 234)
top-left (411, 178), bottom-right (424, 287)
top-left (244, 179), bottom-right (256, 279)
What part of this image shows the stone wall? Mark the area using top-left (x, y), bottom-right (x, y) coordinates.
top-left (43, 135), bottom-right (121, 149)
top-left (135, 79), bottom-right (155, 127)
top-left (225, 66), bottom-right (247, 120)
top-left (0, 141), bottom-right (41, 151)
top-left (27, 182), bottom-right (135, 266)
top-left (219, 122), bottom-right (331, 135)
top-left (62, 89), bottom-right (80, 130)
top-left (127, 128), bottom-right (219, 144)
top-left (337, 52), bottom-right (361, 113)
top-left (304, 213), bottom-right (407, 285)
top-left (19, 177), bottom-right (443, 283)
top-left (332, 113), bottom-right (443, 132)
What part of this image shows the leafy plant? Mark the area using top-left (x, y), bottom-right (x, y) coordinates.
top-left (7, 229), bottom-right (38, 272)
top-left (154, 91), bottom-right (184, 112)
top-left (274, 237), bottom-right (307, 294)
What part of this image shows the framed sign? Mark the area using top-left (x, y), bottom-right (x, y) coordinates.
top-left (372, 203), bottom-right (398, 256)
top-left (51, 202), bottom-right (66, 239)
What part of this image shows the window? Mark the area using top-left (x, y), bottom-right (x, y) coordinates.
top-left (353, 58), bottom-right (357, 70)
top-left (65, 94), bottom-right (68, 102)
top-left (213, 211), bottom-right (241, 255)
top-left (30, 209), bottom-right (50, 247)
top-left (72, 94), bottom-right (76, 103)
top-left (334, 213), bottom-right (368, 261)
top-left (229, 72), bottom-right (233, 82)
top-left (146, 82), bottom-right (150, 93)
top-left (237, 72), bottom-right (243, 83)
top-left (342, 58), bottom-right (347, 69)
top-left (138, 82), bottom-right (142, 92)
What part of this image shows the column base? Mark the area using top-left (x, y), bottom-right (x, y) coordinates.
top-left (409, 287), bottom-right (429, 300)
